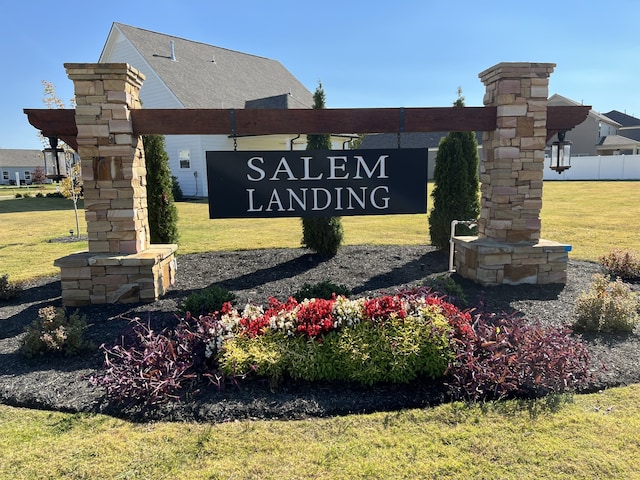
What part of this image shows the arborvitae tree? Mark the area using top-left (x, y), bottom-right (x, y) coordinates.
top-left (143, 134), bottom-right (179, 244)
top-left (428, 91), bottom-right (480, 250)
top-left (301, 82), bottom-right (344, 256)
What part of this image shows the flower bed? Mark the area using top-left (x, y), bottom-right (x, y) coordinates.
top-left (93, 289), bottom-right (593, 406)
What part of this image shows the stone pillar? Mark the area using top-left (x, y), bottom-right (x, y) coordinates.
top-left (68, 63), bottom-right (149, 254)
top-left (453, 62), bottom-right (571, 286)
top-left (477, 62), bottom-right (553, 243)
top-left (54, 63), bottom-right (177, 306)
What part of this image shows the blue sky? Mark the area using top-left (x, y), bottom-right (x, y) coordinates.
top-left (3, 0), bottom-right (639, 150)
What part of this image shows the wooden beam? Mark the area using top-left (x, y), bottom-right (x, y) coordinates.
top-left (131, 106), bottom-right (498, 135)
top-left (24, 105), bottom-right (591, 148)
top-left (546, 105), bottom-right (591, 141)
top-left (23, 109), bottom-right (78, 151)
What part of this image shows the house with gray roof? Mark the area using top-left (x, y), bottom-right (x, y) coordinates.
top-left (358, 131), bottom-right (484, 180)
top-left (99, 22), bottom-right (318, 196)
top-left (0, 149), bottom-right (43, 185)
top-left (604, 110), bottom-right (640, 144)
top-left (547, 94), bottom-right (623, 156)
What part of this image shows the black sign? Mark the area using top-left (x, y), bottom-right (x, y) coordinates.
top-left (206, 149), bottom-right (427, 219)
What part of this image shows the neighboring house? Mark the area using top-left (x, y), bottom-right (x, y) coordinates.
top-left (0, 149), bottom-right (42, 185)
top-left (359, 132), bottom-right (483, 180)
top-left (99, 22), bottom-right (323, 197)
top-left (596, 135), bottom-right (640, 155)
top-left (604, 110), bottom-right (640, 144)
top-left (547, 94), bottom-right (621, 156)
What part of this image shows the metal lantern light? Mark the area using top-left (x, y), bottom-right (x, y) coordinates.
top-left (43, 136), bottom-right (68, 182)
top-left (550, 130), bottom-right (572, 174)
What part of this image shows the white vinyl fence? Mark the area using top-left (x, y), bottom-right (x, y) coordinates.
top-left (544, 154), bottom-right (640, 180)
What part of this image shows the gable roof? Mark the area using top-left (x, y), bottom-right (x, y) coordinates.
top-left (604, 110), bottom-right (640, 127)
top-left (100, 23), bottom-right (313, 110)
top-left (0, 149), bottom-right (42, 168)
top-left (597, 134), bottom-right (640, 149)
top-left (548, 94), bottom-right (620, 126)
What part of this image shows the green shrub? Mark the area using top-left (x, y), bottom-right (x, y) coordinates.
top-left (22, 192), bottom-right (32, 198)
top-left (171, 175), bottom-right (184, 201)
top-left (301, 216), bottom-right (344, 257)
top-left (220, 314), bottom-right (452, 385)
top-left (292, 280), bottom-right (351, 301)
top-left (600, 249), bottom-right (640, 280)
top-left (423, 274), bottom-right (468, 306)
top-left (574, 274), bottom-right (639, 333)
top-left (219, 332), bottom-right (290, 384)
top-left (46, 191), bottom-right (64, 198)
top-left (14, 193), bottom-right (22, 198)
top-left (0, 274), bottom-right (20, 301)
top-left (180, 285), bottom-right (236, 316)
top-left (143, 134), bottom-right (179, 244)
top-left (428, 94), bottom-right (480, 250)
top-left (35, 192), bottom-right (44, 198)
top-left (20, 306), bottom-right (92, 357)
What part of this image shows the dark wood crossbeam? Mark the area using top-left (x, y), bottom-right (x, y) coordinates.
top-left (24, 105), bottom-right (590, 151)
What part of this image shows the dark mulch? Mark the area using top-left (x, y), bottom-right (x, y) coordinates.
top-left (1, 245), bottom-right (639, 423)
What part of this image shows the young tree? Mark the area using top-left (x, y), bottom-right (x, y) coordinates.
top-left (143, 134), bottom-right (179, 244)
top-left (60, 161), bottom-right (83, 237)
top-left (301, 82), bottom-right (344, 256)
top-left (41, 81), bottom-right (82, 237)
top-left (428, 89), bottom-right (480, 250)
top-left (31, 166), bottom-right (47, 185)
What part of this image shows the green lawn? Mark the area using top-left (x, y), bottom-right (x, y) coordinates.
top-left (1, 181), bottom-right (639, 478)
top-left (1, 386), bottom-right (639, 479)
top-left (2, 181), bottom-right (637, 282)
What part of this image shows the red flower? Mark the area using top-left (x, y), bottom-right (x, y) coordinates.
top-left (295, 298), bottom-right (336, 339)
top-left (363, 295), bottom-right (406, 323)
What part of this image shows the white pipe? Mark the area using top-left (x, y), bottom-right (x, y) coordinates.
top-left (449, 219), bottom-right (477, 272)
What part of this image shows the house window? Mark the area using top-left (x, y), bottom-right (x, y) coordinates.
top-left (179, 150), bottom-right (190, 169)
top-left (2, 171), bottom-right (8, 181)
top-left (24, 171), bottom-right (31, 181)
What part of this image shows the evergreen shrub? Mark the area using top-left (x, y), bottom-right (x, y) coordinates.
top-left (171, 175), bottom-right (184, 201)
top-left (428, 95), bottom-right (480, 250)
top-left (143, 134), bottom-right (179, 244)
top-left (300, 81), bottom-right (344, 256)
top-left (292, 280), bottom-right (351, 301)
top-left (180, 285), bottom-right (237, 316)
top-left (0, 274), bottom-right (20, 301)
top-left (301, 217), bottom-right (344, 256)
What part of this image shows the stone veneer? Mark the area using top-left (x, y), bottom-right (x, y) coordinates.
top-left (453, 62), bottom-right (570, 286)
top-left (54, 63), bottom-right (176, 306)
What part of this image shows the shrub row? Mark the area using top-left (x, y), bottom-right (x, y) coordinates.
top-left (216, 294), bottom-right (455, 385)
top-left (93, 288), bottom-right (593, 405)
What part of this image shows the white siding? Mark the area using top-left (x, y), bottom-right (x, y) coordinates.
top-left (168, 135), bottom-right (305, 197)
top-left (100, 31), bottom-right (182, 109)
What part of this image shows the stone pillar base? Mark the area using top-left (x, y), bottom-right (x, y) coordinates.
top-left (452, 236), bottom-right (570, 286)
top-left (54, 244), bottom-right (178, 307)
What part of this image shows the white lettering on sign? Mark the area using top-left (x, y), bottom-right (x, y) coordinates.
top-left (245, 154), bottom-right (389, 182)
top-left (246, 157), bottom-right (265, 181)
top-left (207, 148), bottom-right (427, 218)
top-left (247, 186), bottom-right (391, 212)
top-left (354, 155), bottom-right (388, 179)
top-left (327, 156), bottom-right (348, 179)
